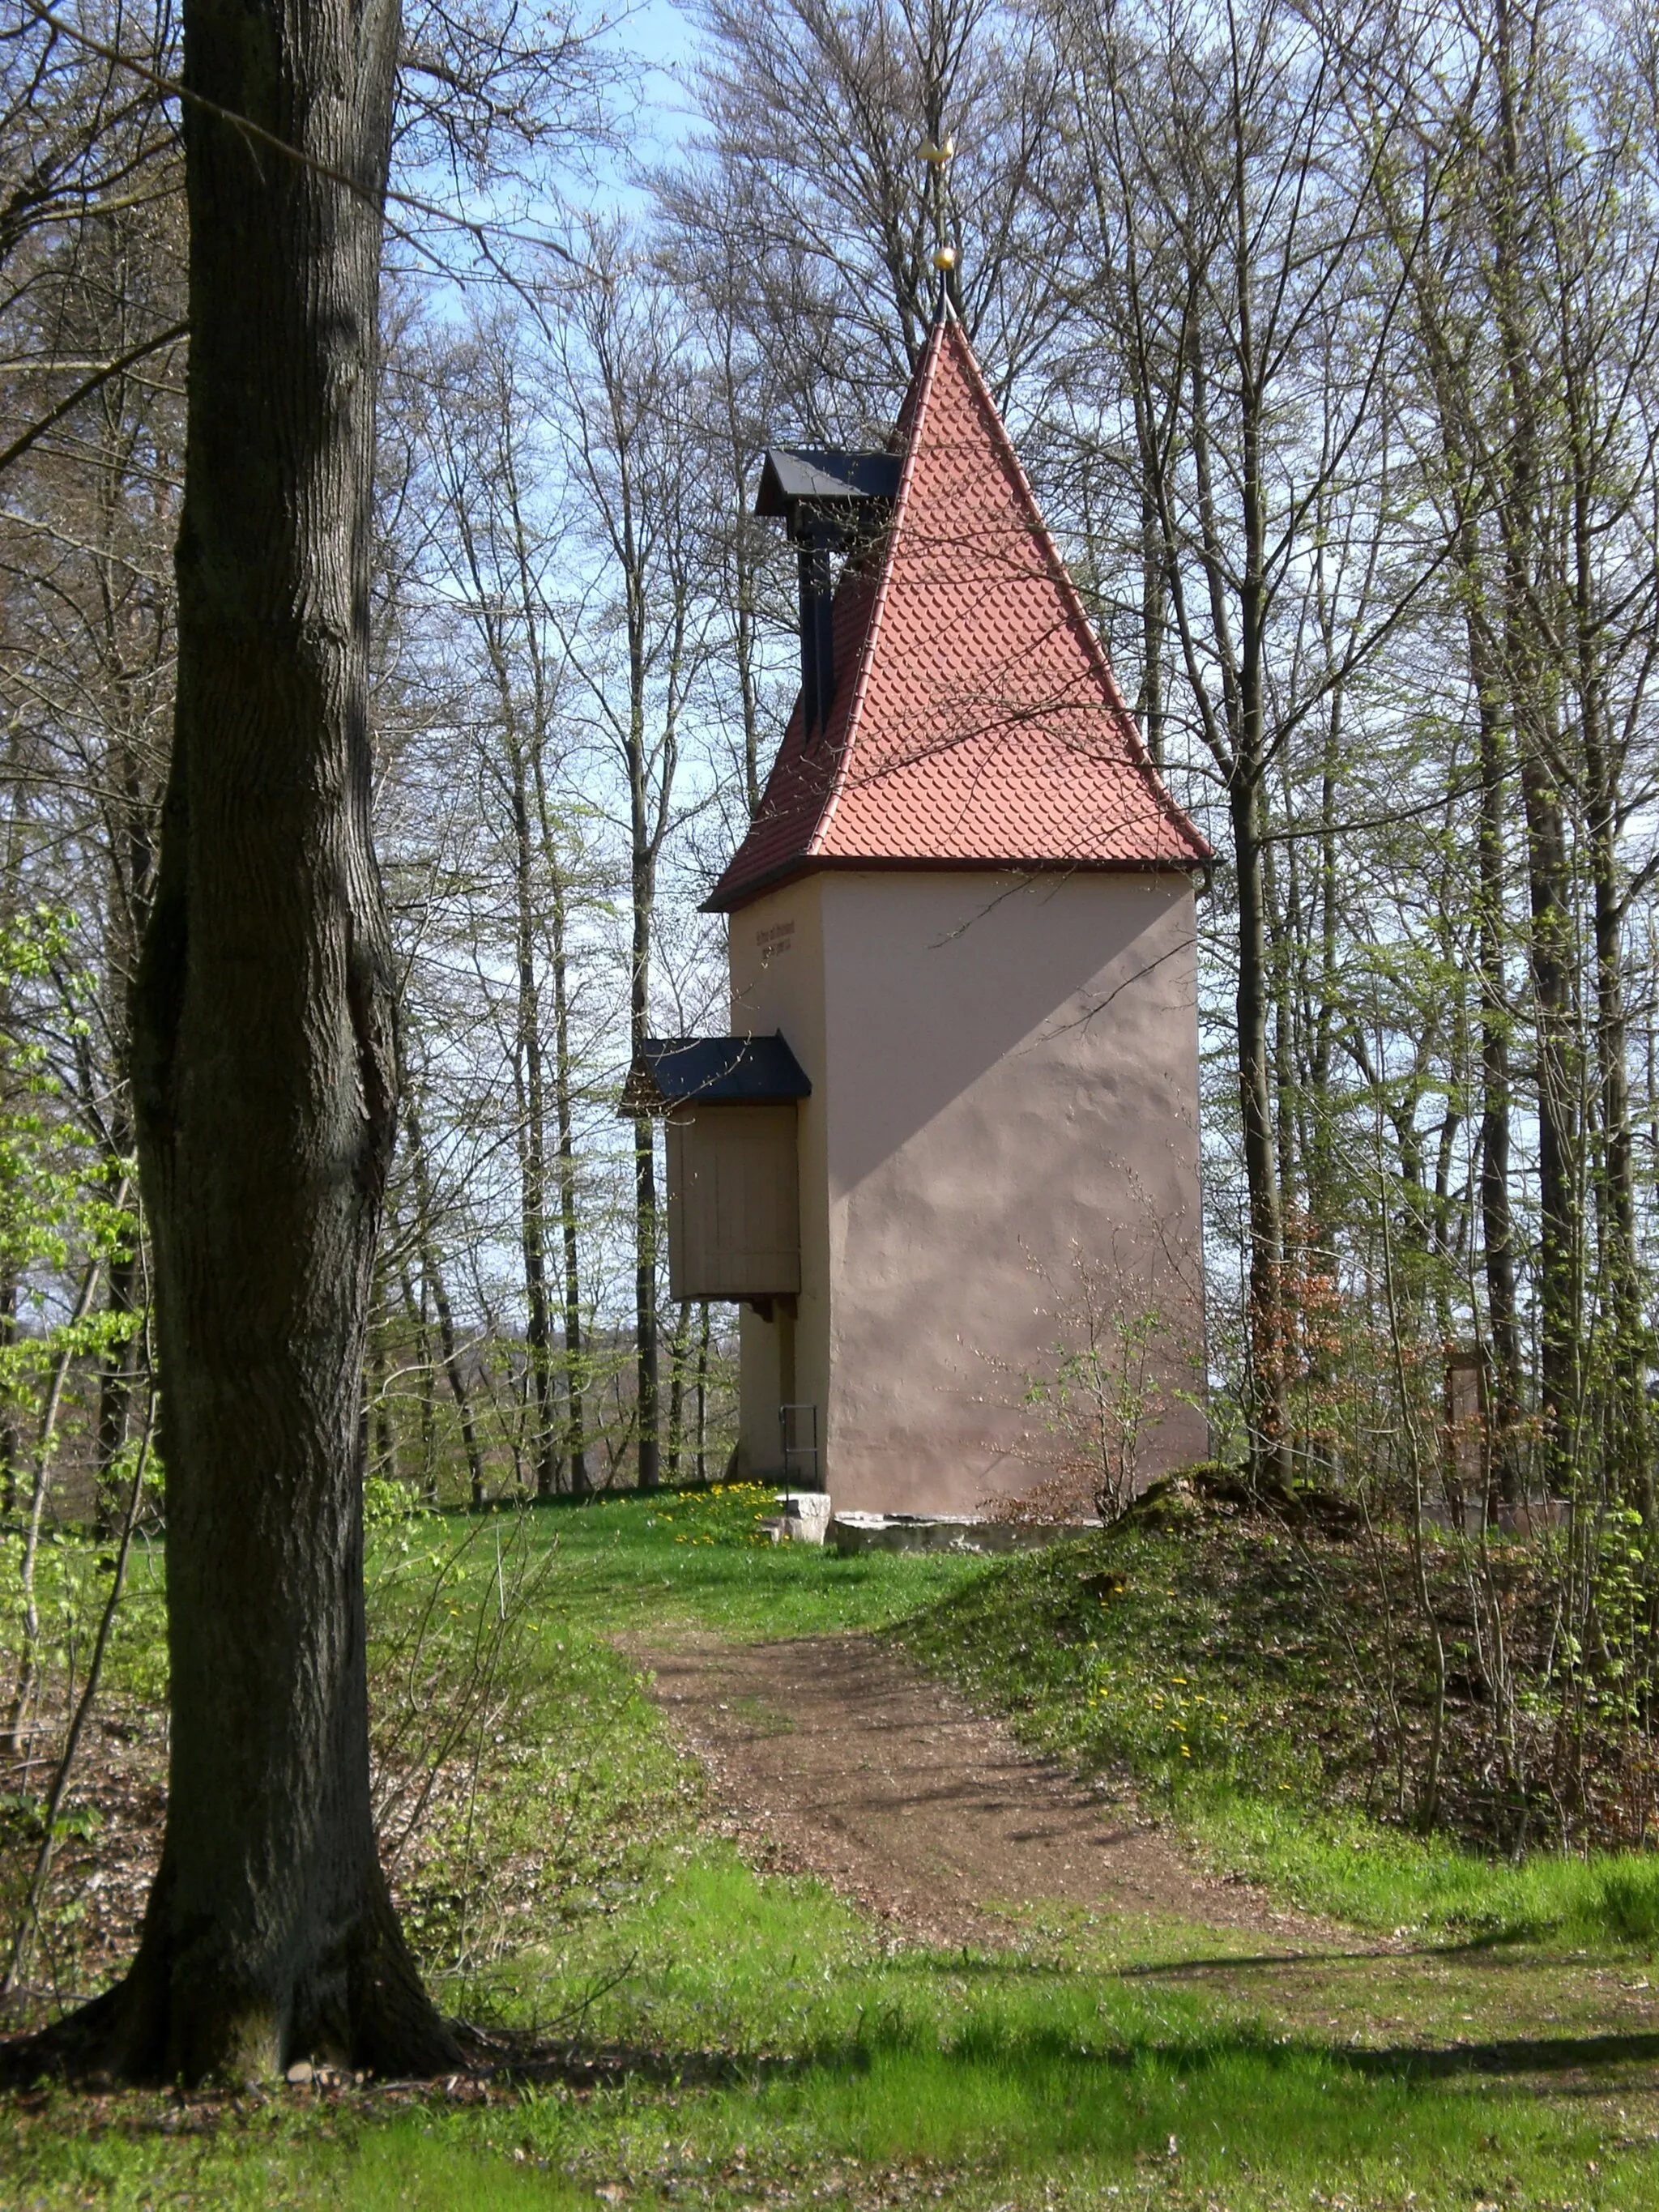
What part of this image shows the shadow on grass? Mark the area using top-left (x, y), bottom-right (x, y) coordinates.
top-left (11, 2014), bottom-right (1653, 2102)
top-left (8, 2008), bottom-right (1653, 2210)
top-left (1112, 1947), bottom-right (1392, 1978)
top-left (466, 2013), bottom-right (1659, 2095)
top-left (1107, 1929), bottom-right (1625, 1978)
top-left (481, 2013), bottom-right (1659, 2189)
top-left (1350, 2029), bottom-right (1659, 2081)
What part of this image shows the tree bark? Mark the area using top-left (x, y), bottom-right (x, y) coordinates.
top-left (1407, 238), bottom-right (1526, 1500)
top-left (1232, 767), bottom-right (1288, 1484)
top-left (92, 1210), bottom-right (141, 1539)
top-left (694, 1299), bottom-right (710, 1481)
top-left (399, 1264), bottom-right (440, 1503)
top-left (631, 823), bottom-right (659, 1489)
top-left (1518, 718), bottom-right (1579, 1500)
top-left (1583, 634), bottom-right (1646, 1515)
top-left (1137, 481), bottom-right (1166, 769)
top-left (522, 733), bottom-right (589, 1496)
top-left (368, 1257), bottom-right (396, 1486)
top-left (1555, 173), bottom-right (1648, 1516)
top-left (664, 1297), bottom-right (693, 1481)
top-left (1494, 0), bottom-right (1578, 1501)
top-left (509, 737), bottom-right (557, 1498)
top-left (407, 1105), bottom-right (486, 1507)
top-left (68, 0), bottom-right (459, 2083)
top-left (1469, 580), bottom-right (1525, 1501)
top-left (0, 1271), bottom-right (17, 1519)
top-left (545, 857), bottom-right (589, 1494)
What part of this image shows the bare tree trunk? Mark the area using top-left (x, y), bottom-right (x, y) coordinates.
top-left (368, 1255), bottom-right (395, 1487)
top-left (631, 833), bottom-right (659, 1489)
top-left (1495, 0), bottom-right (1578, 1502)
top-left (1471, 591), bottom-right (1525, 1501)
top-left (90, 482), bottom-right (163, 1541)
top-left (2, 1385), bottom-right (156, 2001)
top-left (621, 422), bottom-right (661, 1495)
top-left (509, 743), bottom-right (557, 1498)
top-left (632, 1127), bottom-right (659, 1487)
top-left (1389, 77), bottom-right (1528, 1502)
top-left (664, 1298), bottom-right (693, 1481)
top-left (92, 1225), bottom-right (141, 1538)
top-left (531, 761), bottom-right (588, 1495)
top-left (407, 1106), bottom-right (485, 1507)
top-left (709, 312), bottom-right (768, 820)
top-left (76, 0), bottom-right (458, 2082)
top-left (1225, 172), bottom-right (1292, 1487)
top-left (4, 1255), bottom-right (104, 1754)
top-left (551, 242), bottom-right (705, 1494)
top-left (1233, 769), bottom-right (1288, 1484)
top-left (1584, 686), bottom-right (1645, 1513)
top-left (695, 1300), bottom-right (710, 1481)
top-left (1562, 245), bottom-right (1648, 1517)
top-left (432, 331), bottom-right (565, 1502)
top-left (0, 1272), bottom-right (16, 1519)
top-left (399, 1264), bottom-right (439, 1504)
top-left (1137, 482), bottom-right (1166, 769)
top-left (1306, 675), bottom-right (1341, 1250)
top-left (1519, 724), bottom-right (1577, 1497)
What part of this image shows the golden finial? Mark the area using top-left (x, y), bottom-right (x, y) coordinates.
top-left (919, 128), bottom-right (959, 315)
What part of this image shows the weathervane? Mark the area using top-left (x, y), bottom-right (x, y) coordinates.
top-left (918, 130), bottom-right (958, 318)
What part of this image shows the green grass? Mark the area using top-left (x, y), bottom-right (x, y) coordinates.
top-left (10, 1839), bottom-right (1659, 2208)
top-left (485, 1862), bottom-right (1659, 2206)
top-left (894, 1521), bottom-right (1659, 1949)
top-left (1192, 1791), bottom-right (1659, 1944)
top-left (8, 1483), bottom-right (1659, 2208)
top-left (533, 1479), bottom-right (988, 1639)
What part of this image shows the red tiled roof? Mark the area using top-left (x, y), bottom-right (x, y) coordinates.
top-left (705, 315), bottom-right (1210, 914)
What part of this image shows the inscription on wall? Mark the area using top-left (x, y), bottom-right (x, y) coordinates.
top-left (756, 918), bottom-right (795, 967)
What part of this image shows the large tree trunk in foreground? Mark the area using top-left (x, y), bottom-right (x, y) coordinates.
top-left (51, 0), bottom-right (458, 2086)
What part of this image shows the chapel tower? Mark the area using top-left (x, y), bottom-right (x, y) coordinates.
top-left (629, 307), bottom-right (1210, 1513)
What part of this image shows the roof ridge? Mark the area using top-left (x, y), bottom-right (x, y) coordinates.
top-left (805, 319), bottom-right (947, 864)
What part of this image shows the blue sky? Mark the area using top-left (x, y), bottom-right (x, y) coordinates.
top-left (593, 0), bottom-right (701, 209)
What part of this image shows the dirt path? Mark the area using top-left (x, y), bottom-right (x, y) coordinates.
top-left (632, 1630), bottom-right (1334, 1950)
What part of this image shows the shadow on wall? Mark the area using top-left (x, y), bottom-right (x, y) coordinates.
top-left (820, 870), bottom-right (1197, 1191)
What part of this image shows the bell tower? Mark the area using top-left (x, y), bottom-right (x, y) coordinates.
top-left (629, 309), bottom-right (1210, 1511)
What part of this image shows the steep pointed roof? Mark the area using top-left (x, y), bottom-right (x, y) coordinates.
top-left (705, 315), bottom-right (1209, 914)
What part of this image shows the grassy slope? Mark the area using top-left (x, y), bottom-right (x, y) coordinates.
top-left (543, 1480), bottom-right (987, 1638)
top-left (893, 1518), bottom-right (1659, 1947)
top-left (6, 1485), bottom-right (1659, 2210)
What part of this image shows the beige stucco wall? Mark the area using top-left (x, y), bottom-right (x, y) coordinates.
top-left (729, 878), bottom-right (831, 1481)
top-left (727, 867), bottom-right (1208, 1511)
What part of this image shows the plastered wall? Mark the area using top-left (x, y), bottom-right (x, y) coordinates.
top-left (727, 867), bottom-right (1208, 1511)
top-left (729, 878), bottom-right (830, 1480)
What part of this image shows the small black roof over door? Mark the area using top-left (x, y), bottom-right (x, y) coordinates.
top-left (621, 1032), bottom-right (812, 1114)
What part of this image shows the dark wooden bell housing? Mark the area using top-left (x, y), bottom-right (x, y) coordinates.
top-left (622, 1034), bottom-right (812, 1308)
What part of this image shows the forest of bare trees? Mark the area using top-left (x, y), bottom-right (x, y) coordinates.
top-left (8, 0), bottom-right (1659, 1838)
